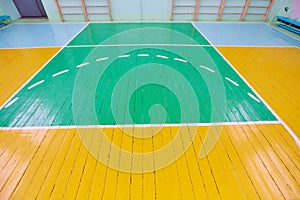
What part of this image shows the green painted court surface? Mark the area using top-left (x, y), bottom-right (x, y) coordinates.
top-left (0, 23), bottom-right (276, 127)
top-left (68, 23), bottom-right (210, 45)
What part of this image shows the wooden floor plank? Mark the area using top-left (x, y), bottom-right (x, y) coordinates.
top-left (0, 124), bottom-right (298, 199)
top-left (0, 48), bottom-right (60, 107)
top-left (217, 46), bottom-right (300, 138)
top-left (0, 130), bottom-right (46, 200)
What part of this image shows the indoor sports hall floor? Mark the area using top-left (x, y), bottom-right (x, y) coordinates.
top-left (0, 22), bottom-right (299, 199)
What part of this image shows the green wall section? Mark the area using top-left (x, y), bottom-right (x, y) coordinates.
top-left (0, 23), bottom-right (276, 127)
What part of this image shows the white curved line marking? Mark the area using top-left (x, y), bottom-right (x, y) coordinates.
top-left (118, 55), bottom-right (130, 58)
top-left (247, 92), bottom-right (261, 103)
top-left (52, 70), bottom-right (69, 77)
top-left (4, 97), bottom-right (19, 108)
top-left (138, 54), bottom-right (149, 57)
top-left (225, 77), bottom-right (239, 87)
top-left (96, 57), bottom-right (108, 62)
top-left (174, 58), bottom-right (187, 63)
top-left (156, 55), bottom-right (168, 59)
top-left (76, 62), bottom-right (89, 68)
top-left (28, 80), bottom-right (44, 90)
top-left (199, 65), bottom-right (215, 73)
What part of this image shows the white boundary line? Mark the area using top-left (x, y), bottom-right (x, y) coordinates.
top-left (0, 121), bottom-right (280, 131)
top-left (88, 21), bottom-right (268, 24)
top-left (0, 23), bottom-right (89, 110)
top-left (89, 21), bottom-right (194, 24)
top-left (66, 44), bottom-right (211, 47)
top-left (193, 22), bottom-right (265, 24)
top-left (192, 22), bottom-right (300, 148)
top-left (214, 45), bottom-right (299, 48)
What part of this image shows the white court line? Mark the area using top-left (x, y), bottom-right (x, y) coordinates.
top-left (174, 58), bottom-right (187, 63)
top-left (118, 55), bottom-right (130, 58)
top-left (0, 23), bottom-right (89, 111)
top-left (28, 80), bottom-right (45, 90)
top-left (247, 93), bottom-right (261, 103)
top-left (156, 55), bottom-right (168, 59)
top-left (66, 44), bottom-right (212, 48)
top-left (137, 54), bottom-right (149, 57)
top-left (4, 97), bottom-right (19, 109)
top-left (76, 62), bottom-right (89, 68)
top-left (191, 22), bottom-right (300, 148)
top-left (225, 77), bottom-right (239, 87)
top-left (96, 57), bottom-right (109, 62)
top-left (0, 121), bottom-right (280, 130)
top-left (214, 45), bottom-right (299, 48)
top-left (52, 69), bottom-right (69, 77)
top-left (199, 65), bottom-right (215, 73)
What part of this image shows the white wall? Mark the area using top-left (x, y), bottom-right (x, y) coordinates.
top-left (41, 0), bottom-right (60, 22)
top-left (0, 0), bottom-right (294, 23)
top-left (0, 0), bottom-right (20, 20)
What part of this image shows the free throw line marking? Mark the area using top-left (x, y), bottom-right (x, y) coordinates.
top-left (76, 62), bottom-right (89, 68)
top-left (118, 55), bottom-right (130, 58)
top-left (52, 70), bottom-right (69, 77)
top-left (199, 65), bottom-right (215, 73)
top-left (96, 57), bottom-right (109, 62)
top-left (225, 77), bottom-right (239, 87)
top-left (156, 55), bottom-right (169, 59)
top-left (27, 80), bottom-right (45, 90)
top-left (138, 54), bottom-right (149, 57)
top-left (4, 97), bottom-right (19, 109)
top-left (247, 92), bottom-right (261, 103)
top-left (174, 58), bottom-right (187, 63)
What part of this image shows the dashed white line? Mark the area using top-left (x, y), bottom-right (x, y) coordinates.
top-left (4, 97), bottom-right (19, 108)
top-left (76, 62), bottom-right (89, 68)
top-left (247, 92), bottom-right (261, 103)
top-left (52, 69), bottom-right (69, 77)
top-left (118, 55), bottom-right (130, 58)
top-left (138, 54), bottom-right (149, 57)
top-left (199, 65), bottom-right (215, 73)
top-left (174, 58), bottom-right (187, 63)
top-left (96, 57), bottom-right (109, 62)
top-left (225, 77), bottom-right (239, 87)
top-left (156, 55), bottom-right (168, 59)
top-left (28, 80), bottom-right (45, 90)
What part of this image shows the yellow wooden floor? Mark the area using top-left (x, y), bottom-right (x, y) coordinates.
top-left (0, 125), bottom-right (299, 199)
top-left (0, 48), bottom-right (59, 106)
top-left (0, 47), bottom-right (300, 199)
top-left (217, 47), bottom-right (300, 137)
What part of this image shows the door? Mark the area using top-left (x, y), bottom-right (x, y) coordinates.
top-left (13, 0), bottom-right (47, 18)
